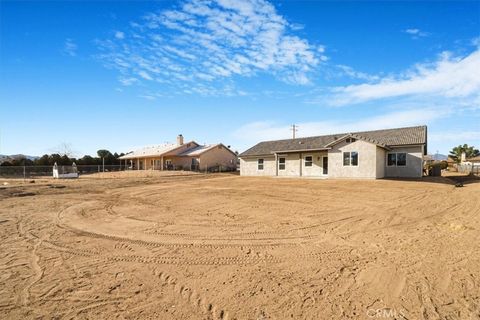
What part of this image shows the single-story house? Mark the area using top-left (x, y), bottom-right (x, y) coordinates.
top-left (465, 155), bottom-right (480, 164)
top-left (119, 135), bottom-right (237, 171)
top-left (239, 125), bottom-right (427, 179)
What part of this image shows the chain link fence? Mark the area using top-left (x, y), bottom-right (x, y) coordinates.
top-left (457, 164), bottom-right (480, 175)
top-left (0, 165), bottom-right (127, 179)
top-left (0, 164), bottom-right (236, 179)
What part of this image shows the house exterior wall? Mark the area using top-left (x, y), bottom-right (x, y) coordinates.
top-left (240, 156), bottom-right (276, 176)
top-left (163, 156), bottom-right (193, 169)
top-left (277, 153), bottom-right (301, 176)
top-left (301, 151), bottom-right (328, 177)
top-left (198, 145), bottom-right (237, 170)
top-left (385, 145), bottom-right (423, 178)
top-left (328, 140), bottom-right (378, 179)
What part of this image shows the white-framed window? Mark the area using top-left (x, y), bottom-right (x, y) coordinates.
top-left (278, 157), bottom-right (286, 170)
top-left (343, 151), bottom-right (358, 166)
top-left (387, 153), bottom-right (407, 166)
top-left (257, 158), bottom-right (264, 170)
top-left (304, 155), bottom-right (313, 167)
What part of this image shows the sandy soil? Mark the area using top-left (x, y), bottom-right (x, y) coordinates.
top-left (0, 173), bottom-right (479, 319)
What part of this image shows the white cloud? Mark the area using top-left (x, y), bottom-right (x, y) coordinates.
top-left (138, 70), bottom-right (153, 80)
top-left (63, 38), bottom-right (78, 56)
top-left (97, 0), bottom-right (324, 96)
top-left (322, 49), bottom-right (480, 107)
top-left (404, 28), bottom-right (429, 38)
top-left (119, 77), bottom-right (139, 86)
top-left (430, 131), bottom-right (480, 143)
top-left (114, 31), bottom-right (125, 39)
top-left (335, 64), bottom-right (379, 82)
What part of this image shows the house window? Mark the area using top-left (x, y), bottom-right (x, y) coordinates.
top-left (304, 156), bottom-right (313, 167)
top-left (346, 138), bottom-right (356, 143)
top-left (343, 152), bottom-right (358, 166)
top-left (351, 152), bottom-right (358, 166)
top-left (397, 153), bottom-right (406, 166)
top-left (387, 153), bottom-right (407, 166)
top-left (257, 159), bottom-right (264, 170)
top-left (278, 157), bottom-right (286, 170)
top-left (343, 152), bottom-right (351, 166)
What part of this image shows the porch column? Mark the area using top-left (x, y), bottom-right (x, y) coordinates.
top-left (144, 159), bottom-right (147, 171)
top-left (137, 158), bottom-right (140, 170)
top-left (161, 157), bottom-right (164, 171)
top-left (275, 153), bottom-right (278, 176)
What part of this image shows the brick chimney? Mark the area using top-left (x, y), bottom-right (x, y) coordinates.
top-left (177, 134), bottom-right (184, 146)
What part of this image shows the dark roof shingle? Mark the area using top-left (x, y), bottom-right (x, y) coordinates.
top-left (239, 125), bottom-right (427, 157)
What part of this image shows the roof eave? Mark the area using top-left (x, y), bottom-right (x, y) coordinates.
top-left (273, 147), bottom-right (331, 154)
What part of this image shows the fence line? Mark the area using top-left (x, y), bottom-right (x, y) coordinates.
top-left (0, 164), bottom-right (236, 179)
top-left (457, 164), bottom-right (480, 175)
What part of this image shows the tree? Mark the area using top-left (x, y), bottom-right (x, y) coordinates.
top-left (97, 149), bottom-right (112, 159)
top-left (449, 144), bottom-right (480, 163)
top-left (50, 154), bottom-right (63, 166)
top-left (35, 154), bottom-right (51, 166)
top-left (51, 142), bottom-right (76, 157)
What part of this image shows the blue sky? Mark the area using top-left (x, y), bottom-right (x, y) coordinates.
top-left (1, 0), bottom-right (479, 157)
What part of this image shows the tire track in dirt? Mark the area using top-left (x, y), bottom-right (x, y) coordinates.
top-left (19, 238), bottom-right (43, 306)
top-left (142, 229), bottom-right (321, 241)
top-left (152, 268), bottom-right (230, 320)
top-left (61, 224), bottom-right (308, 249)
top-left (36, 234), bottom-right (354, 266)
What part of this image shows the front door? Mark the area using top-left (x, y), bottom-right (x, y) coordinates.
top-left (322, 157), bottom-right (328, 175)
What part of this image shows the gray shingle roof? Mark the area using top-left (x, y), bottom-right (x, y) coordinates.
top-left (239, 125), bottom-right (427, 157)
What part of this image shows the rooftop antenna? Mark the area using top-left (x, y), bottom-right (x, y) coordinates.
top-left (291, 124), bottom-right (298, 139)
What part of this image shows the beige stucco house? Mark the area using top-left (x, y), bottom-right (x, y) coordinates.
top-left (119, 135), bottom-right (237, 171)
top-left (239, 126), bottom-right (427, 179)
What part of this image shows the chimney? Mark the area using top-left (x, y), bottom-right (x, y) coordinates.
top-left (461, 151), bottom-right (466, 163)
top-left (177, 134), bottom-right (184, 146)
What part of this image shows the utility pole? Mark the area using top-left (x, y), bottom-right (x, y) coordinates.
top-left (291, 124), bottom-right (298, 139)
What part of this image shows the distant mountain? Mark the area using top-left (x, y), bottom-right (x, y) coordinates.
top-left (0, 154), bottom-right (39, 163)
top-left (429, 154), bottom-right (448, 161)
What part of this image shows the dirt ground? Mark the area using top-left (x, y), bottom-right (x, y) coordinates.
top-left (0, 172), bottom-right (479, 319)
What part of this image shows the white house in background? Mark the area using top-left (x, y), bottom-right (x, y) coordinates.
top-left (119, 135), bottom-right (237, 171)
top-left (239, 126), bottom-right (427, 179)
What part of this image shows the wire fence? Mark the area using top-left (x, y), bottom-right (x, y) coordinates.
top-left (0, 164), bottom-right (237, 179)
top-left (0, 165), bottom-right (126, 179)
top-left (457, 164), bottom-right (480, 175)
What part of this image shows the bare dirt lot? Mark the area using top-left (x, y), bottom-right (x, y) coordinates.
top-left (0, 173), bottom-right (479, 319)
